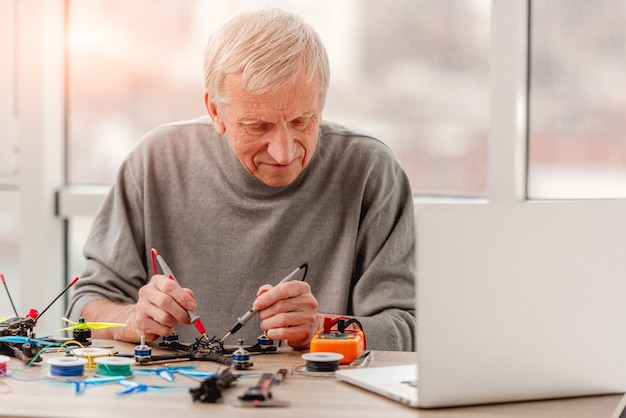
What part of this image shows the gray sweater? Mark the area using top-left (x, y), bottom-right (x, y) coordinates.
top-left (67, 117), bottom-right (416, 350)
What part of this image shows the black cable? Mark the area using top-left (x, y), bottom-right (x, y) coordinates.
top-left (304, 359), bottom-right (340, 373)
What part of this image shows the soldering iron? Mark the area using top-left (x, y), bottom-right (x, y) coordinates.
top-left (220, 263), bottom-right (308, 343)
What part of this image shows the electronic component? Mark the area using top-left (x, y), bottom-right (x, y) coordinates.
top-left (134, 336), bottom-right (152, 363)
top-left (190, 368), bottom-right (238, 403)
top-left (255, 333), bottom-right (276, 353)
top-left (69, 318), bottom-right (91, 344)
top-left (231, 339), bottom-right (253, 370)
top-left (238, 369), bottom-right (289, 407)
top-left (309, 316), bottom-right (366, 364)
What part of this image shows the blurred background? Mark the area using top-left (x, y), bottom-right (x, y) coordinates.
top-left (2, 0), bottom-right (626, 328)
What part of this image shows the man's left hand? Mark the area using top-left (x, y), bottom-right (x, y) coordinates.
top-left (253, 280), bottom-right (319, 348)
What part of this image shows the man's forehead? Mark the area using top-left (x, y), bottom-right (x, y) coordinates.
top-left (237, 110), bottom-right (317, 124)
top-left (222, 73), bottom-right (321, 122)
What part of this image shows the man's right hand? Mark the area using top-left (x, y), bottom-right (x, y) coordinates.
top-left (135, 274), bottom-right (197, 339)
top-left (81, 274), bottom-right (197, 343)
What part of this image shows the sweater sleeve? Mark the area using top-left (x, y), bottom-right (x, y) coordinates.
top-left (65, 155), bottom-right (148, 321)
top-left (350, 151), bottom-right (417, 351)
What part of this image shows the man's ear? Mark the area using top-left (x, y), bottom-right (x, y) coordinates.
top-left (204, 92), bottom-right (226, 134)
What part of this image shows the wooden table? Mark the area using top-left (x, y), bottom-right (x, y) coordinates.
top-left (0, 340), bottom-right (624, 418)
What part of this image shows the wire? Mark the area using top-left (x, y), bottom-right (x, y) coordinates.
top-left (0, 379), bottom-right (12, 395)
top-left (338, 317), bottom-right (367, 349)
top-left (59, 339), bottom-right (85, 350)
top-left (322, 316), bottom-right (367, 349)
top-left (94, 358), bottom-right (134, 377)
top-left (48, 362), bottom-right (86, 378)
top-left (292, 364), bottom-right (336, 378)
top-left (25, 341), bottom-right (62, 368)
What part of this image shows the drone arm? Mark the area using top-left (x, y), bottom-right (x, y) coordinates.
top-left (37, 277), bottom-right (79, 320)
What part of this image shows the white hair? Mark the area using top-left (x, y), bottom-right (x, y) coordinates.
top-left (203, 7), bottom-right (330, 111)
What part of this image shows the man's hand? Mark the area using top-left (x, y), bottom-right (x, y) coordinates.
top-left (253, 280), bottom-right (319, 348)
top-left (135, 274), bottom-right (197, 340)
top-left (82, 274), bottom-right (197, 343)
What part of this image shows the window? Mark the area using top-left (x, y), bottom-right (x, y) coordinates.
top-left (0, 213), bottom-right (20, 315)
top-left (0, 0), bottom-right (19, 313)
top-left (67, 0), bottom-right (491, 197)
top-left (528, 0), bottom-right (626, 199)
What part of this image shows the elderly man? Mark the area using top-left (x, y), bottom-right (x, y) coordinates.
top-left (67, 7), bottom-right (416, 351)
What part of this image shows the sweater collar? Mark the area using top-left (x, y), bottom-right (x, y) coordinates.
top-left (218, 132), bottom-right (318, 199)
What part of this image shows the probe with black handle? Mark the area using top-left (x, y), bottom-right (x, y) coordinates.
top-left (220, 263), bottom-right (308, 343)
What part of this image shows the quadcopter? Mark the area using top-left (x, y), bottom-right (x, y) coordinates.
top-left (118, 330), bottom-right (278, 369)
top-left (2, 269), bottom-right (280, 367)
top-left (0, 274), bottom-right (79, 361)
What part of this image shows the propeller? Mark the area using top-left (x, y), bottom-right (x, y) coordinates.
top-left (137, 365), bottom-right (199, 382)
top-left (57, 317), bottom-right (126, 332)
top-left (68, 376), bottom-right (126, 395)
top-left (116, 379), bottom-right (191, 396)
top-left (57, 317), bottom-right (126, 345)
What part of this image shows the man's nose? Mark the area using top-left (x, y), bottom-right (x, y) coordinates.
top-left (266, 125), bottom-right (296, 165)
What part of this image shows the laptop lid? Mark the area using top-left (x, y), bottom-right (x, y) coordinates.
top-left (337, 201), bottom-right (626, 408)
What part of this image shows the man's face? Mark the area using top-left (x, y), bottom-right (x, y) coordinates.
top-left (205, 67), bottom-right (322, 187)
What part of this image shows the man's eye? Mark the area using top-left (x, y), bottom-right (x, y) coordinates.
top-left (244, 123), bottom-right (270, 135)
top-left (291, 118), bottom-right (310, 129)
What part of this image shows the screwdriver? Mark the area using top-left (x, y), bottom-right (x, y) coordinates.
top-left (154, 252), bottom-right (210, 343)
top-left (220, 263), bottom-right (308, 343)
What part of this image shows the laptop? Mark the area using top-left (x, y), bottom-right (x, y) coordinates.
top-left (336, 201), bottom-right (626, 408)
